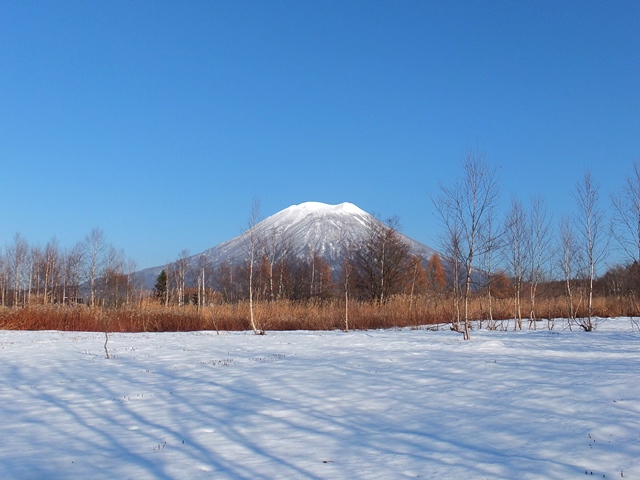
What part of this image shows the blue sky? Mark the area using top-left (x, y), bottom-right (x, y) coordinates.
top-left (1, 1), bottom-right (638, 269)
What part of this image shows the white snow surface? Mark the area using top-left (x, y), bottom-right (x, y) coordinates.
top-left (279, 201), bottom-right (367, 218)
top-left (1, 320), bottom-right (638, 479)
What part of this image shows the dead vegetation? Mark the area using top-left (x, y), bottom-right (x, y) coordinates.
top-left (0, 293), bottom-right (633, 333)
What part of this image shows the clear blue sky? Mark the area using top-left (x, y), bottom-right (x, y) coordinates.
top-left (1, 0), bottom-right (638, 269)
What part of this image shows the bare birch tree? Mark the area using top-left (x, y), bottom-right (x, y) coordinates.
top-left (504, 199), bottom-right (527, 330)
top-left (43, 239), bottom-right (60, 304)
top-left (83, 227), bottom-right (108, 307)
top-left (0, 254), bottom-right (6, 306)
top-left (573, 171), bottom-right (607, 330)
top-left (173, 249), bottom-right (190, 306)
top-left (611, 162), bottom-right (640, 315)
top-left (559, 216), bottom-right (580, 321)
top-left (527, 196), bottom-right (552, 329)
top-left (611, 161), bottom-right (640, 264)
top-left (6, 233), bottom-right (29, 307)
top-left (341, 258), bottom-right (352, 333)
top-left (195, 254), bottom-right (209, 310)
top-left (407, 254), bottom-right (424, 314)
top-left (264, 227), bottom-right (291, 301)
top-left (433, 151), bottom-right (500, 339)
top-left (439, 220), bottom-right (463, 332)
top-left (338, 229), bottom-right (354, 333)
top-left (245, 198), bottom-right (264, 334)
top-left (479, 207), bottom-right (504, 330)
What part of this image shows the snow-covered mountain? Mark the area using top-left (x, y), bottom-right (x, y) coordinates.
top-left (133, 202), bottom-right (438, 289)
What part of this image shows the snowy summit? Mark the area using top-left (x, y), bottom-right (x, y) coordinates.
top-left (134, 201), bottom-right (437, 289)
top-left (280, 201), bottom-right (368, 217)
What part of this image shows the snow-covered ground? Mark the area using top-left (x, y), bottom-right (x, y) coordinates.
top-left (1, 319), bottom-right (638, 479)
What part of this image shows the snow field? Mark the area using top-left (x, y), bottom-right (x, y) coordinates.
top-left (0, 319), bottom-right (638, 479)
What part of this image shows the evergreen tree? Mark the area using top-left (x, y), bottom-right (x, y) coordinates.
top-left (154, 269), bottom-right (167, 301)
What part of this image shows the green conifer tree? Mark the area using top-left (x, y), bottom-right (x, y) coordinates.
top-left (154, 269), bottom-right (168, 302)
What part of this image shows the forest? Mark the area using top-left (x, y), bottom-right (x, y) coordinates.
top-left (1, 156), bottom-right (639, 338)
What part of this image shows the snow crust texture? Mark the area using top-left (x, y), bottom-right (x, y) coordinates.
top-left (1, 320), bottom-right (638, 479)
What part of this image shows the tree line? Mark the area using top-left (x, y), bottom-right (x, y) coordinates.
top-left (432, 152), bottom-right (640, 338)
top-left (1, 156), bottom-right (639, 338)
top-left (0, 227), bottom-right (137, 308)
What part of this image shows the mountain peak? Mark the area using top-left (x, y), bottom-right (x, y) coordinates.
top-left (280, 201), bottom-right (366, 216)
top-left (133, 201), bottom-right (437, 288)
top-left (263, 201), bottom-right (371, 236)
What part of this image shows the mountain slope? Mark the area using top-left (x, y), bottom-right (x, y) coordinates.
top-left (133, 202), bottom-right (438, 289)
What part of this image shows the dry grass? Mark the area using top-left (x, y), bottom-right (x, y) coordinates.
top-left (0, 293), bottom-right (637, 333)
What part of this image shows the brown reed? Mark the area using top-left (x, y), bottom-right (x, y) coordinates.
top-left (0, 293), bottom-right (636, 333)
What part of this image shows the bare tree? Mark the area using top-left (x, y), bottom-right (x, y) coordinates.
top-left (558, 216), bottom-right (581, 321)
top-left (98, 247), bottom-right (126, 358)
top-left (433, 151), bottom-right (500, 339)
top-left (611, 161), bottom-right (640, 263)
top-left (245, 198), bottom-right (264, 334)
top-left (438, 220), bottom-right (463, 332)
top-left (340, 258), bottom-right (352, 332)
top-left (29, 240), bottom-right (60, 305)
top-left (351, 216), bottom-right (412, 303)
top-left (42, 238), bottom-right (60, 304)
top-left (611, 162), bottom-right (640, 317)
top-left (124, 257), bottom-right (138, 306)
top-left (194, 254), bottom-right (209, 310)
top-left (101, 309), bottom-right (113, 359)
top-left (309, 249), bottom-right (333, 299)
top-left (0, 253), bottom-right (6, 306)
top-left (62, 242), bottom-right (85, 304)
top-left (172, 249), bottom-right (190, 306)
top-left (264, 227), bottom-right (291, 301)
top-left (101, 246), bottom-right (126, 307)
top-left (479, 204), bottom-right (504, 329)
top-left (407, 254), bottom-right (426, 314)
top-left (527, 196), bottom-right (552, 329)
top-left (83, 227), bottom-right (108, 307)
top-left (28, 245), bottom-right (42, 304)
top-left (6, 233), bottom-right (29, 307)
top-left (573, 171), bottom-right (607, 330)
top-left (216, 261), bottom-right (239, 303)
top-left (423, 253), bottom-right (446, 323)
top-left (338, 229), bottom-right (354, 333)
top-left (504, 199), bottom-right (527, 330)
